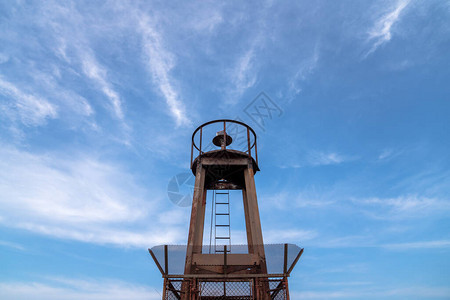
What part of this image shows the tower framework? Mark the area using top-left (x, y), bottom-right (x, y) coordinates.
top-left (150, 120), bottom-right (303, 299)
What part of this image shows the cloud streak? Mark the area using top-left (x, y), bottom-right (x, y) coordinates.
top-left (229, 47), bottom-right (258, 103)
top-left (365, 0), bottom-right (410, 57)
top-left (353, 195), bottom-right (450, 219)
top-left (0, 239), bottom-right (25, 251)
top-left (0, 278), bottom-right (160, 300)
top-left (383, 239), bottom-right (450, 250)
top-left (280, 151), bottom-right (353, 168)
top-left (80, 52), bottom-right (124, 121)
top-left (47, 6), bottom-right (125, 123)
top-left (138, 15), bottom-right (190, 126)
top-left (293, 285), bottom-right (450, 299)
top-left (0, 146), bottom-right (184, 247)
top-left (0, 77), bottom-right (57, 126)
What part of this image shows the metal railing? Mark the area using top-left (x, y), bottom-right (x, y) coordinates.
top-left (149, 244), bottom-right (304, 278)
top-left (191, 120), bottom-right (258, 168)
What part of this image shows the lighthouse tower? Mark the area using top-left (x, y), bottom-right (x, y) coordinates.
top-left (150, 119), bottom-right (303, 299)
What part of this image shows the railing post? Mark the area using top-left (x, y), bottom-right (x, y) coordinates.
top-left (247, 127), bottom-right (251, 157)
top-left (164, 245), bottom-right (168, 276)
top-left (199, 127), bottom-right (203, 155)
top-left (222, 121), bottom-right (227, 150)
top-left (224, 245), bottom-right (227, 275)
top-left (255, 136), bottom-right (258, 165)
top-left (190, 141), bottom-right (193, 169)
top-left (162, 277), bottom-right (167, 300)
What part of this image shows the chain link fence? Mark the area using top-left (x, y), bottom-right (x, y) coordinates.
top-left (163, 278), bottom-right (287, 300)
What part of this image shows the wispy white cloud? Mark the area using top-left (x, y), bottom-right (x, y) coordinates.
top-left (0, 239), bottom-right (25, 251)
top-left (313, 263), bottom-right (369, 274)
top-left (353, 195), bottom-right (450, 219)
top-left (264, 229), bottom-right (318, 244)
top-left (281, 151), bottom-right (354, 168)
top-left (41, 1), bottom-right (128, 128)
top-left (187, 6), bottom-right (223, 33)
top-left (308, 152), bottom-right (347, 166)
top-left (0, 146), bottom-right (184, 247)
top-left (138, 15), bottom-right (190, 126)
top-left (365, 0), bottom-right (410, 57)
top-left (311, 235), bottom-right (375, 249)
top-left (288, 46), bottom-right (320, 99)
top-left (293, 285), bottom-right (450, 299)
top-left (229, 47), bottom-right (258, 103)
top-left (0, 0), bottom-right (130, 142)
top-left (80, 53), bottom-right (124, 121)
top-left (27, 69), bottom-right (94, 118)
top-left (226, 2), bottom-right (276, 103)
top-left (304, 234), bottom-right (450, 251)
top-left (378, 148), bottom-right (394, 160)
top-left (261, 190), bottom-right (335, 211)
top-left (383, 239), bottom-right (450, 250)
top-left (0, 77), bottom-right (57, 126)
top-left (308, 280), bottom-right (372, 287)
top-left (0, 278), bottom-right (160, 300)
top-left (0, 52), bottom-right (9, 64)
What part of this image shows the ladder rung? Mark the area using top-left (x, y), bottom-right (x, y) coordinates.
top-left (215, 237), bottom-right (231, 239)
top-left (215, 224), bottom-right (230, 227)
top-left (215, 250), bottom-right (231, 252)
top-left (216, 213), bottom-right (229, 215)
top-left (215, 202), bottom-right (229, 204)
top-left (215, 192), bottom-right (229, 194)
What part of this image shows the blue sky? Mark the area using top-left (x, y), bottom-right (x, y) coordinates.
top-left (1, 0), bottom-right (449, 299)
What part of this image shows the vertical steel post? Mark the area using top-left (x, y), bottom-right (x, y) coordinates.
top-left (222, 121), bottom-right (227, 150)
top-left (247, 127), bottom-right (251, 157)
top-left (285, 276), bottom-right (290, 300)
top-left (284, 243), bottom-right (288, 275)
top-left (164, 245), bottom-right (168, 276)
top-left (162, 277), bottom-right (167, 300)
top-left (255, 136), bottom-right (258, 165)
top-left (190, 141), bottom-right (193, 169)
top-left (199, 127), bottom-right (203, 155)
top-left (224, 245), bottom-right (227, 275)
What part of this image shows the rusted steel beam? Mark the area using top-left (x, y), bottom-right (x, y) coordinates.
top-left (199, 127), bottom-right (203, 155)
top-left (184, 164), bottom-right (207, 275)
top-left (200, 157), bottom-right (248, 166)
top-left (222, 121), bottom-right (227, 150)
top-left (247, 127), bottom-right (251, 157)
top-left (190, 141), bottom-right (194, 169)
top-left (192, 264), bottom-right (258, 275)
top-left (283, 243), bottom-right (288, 275)
top-left (148, 249), bottom-right (165, 276)
top-left (243, 167), bottom-right (266, 257)
top-left (224, 245), bottom-right (227, 275)
top-left (192, 253), bottom-right (259, 266)
top-left (167, 280), bottom-right (182, 300)
top-left (168, 273), bottom-right (286, 279)
top-left (255, 136), bottom-right (258, 166)
top-left (242, 190), bottom-right (254, 253)
top-left (269, 280), bottom-right (284, 299)
top-left (164, 245), bottom-right (168, 276)
top-left (287, 248), bottom-right (304, 275)
top-left (285, 276), bottom-right (290, 300)
top-left (162, 277), bottom-right (167, 300)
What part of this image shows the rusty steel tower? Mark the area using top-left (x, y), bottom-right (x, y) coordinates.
top-left (150, 119), bottom-right (303, 299)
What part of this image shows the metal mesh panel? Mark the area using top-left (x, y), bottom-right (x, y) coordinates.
top-left (199, 280), bottom-right (253, 299)
top-left (267, 279), bottom-right (287, 300)
top-left (163, 279), bottom-right (287, 300)
top-left (165, 279), bottom-right (183, 300)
